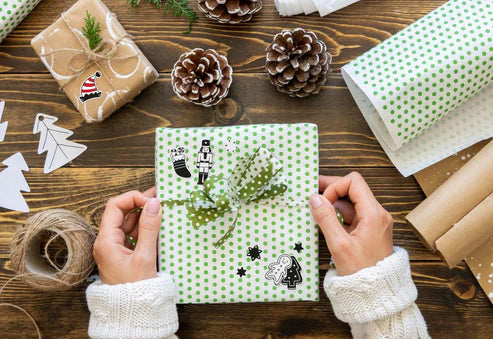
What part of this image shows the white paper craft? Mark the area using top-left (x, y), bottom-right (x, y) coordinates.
top-left (342, 0), bottom-right (493, 177)
top-left (275, 0), bottom-right (360, 17)
top-left (0, 152), bottom-right (30, 213)
top-left (0, 101), bottom-right (8, 142)
top-left (33, 113), bottom-right (87, 174)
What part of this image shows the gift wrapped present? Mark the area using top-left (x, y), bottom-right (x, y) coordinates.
top-left (0, 0), bottom-right (42, 43)
top-left (31, 0), bottom-right (158, 123)
top-left (155, 123), bottom-right (320, 303)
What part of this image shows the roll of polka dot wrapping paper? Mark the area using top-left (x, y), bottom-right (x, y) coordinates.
top-left (155, 123), bottom-right (320, 304)
top-left (0, 0), bottom-right (42, 43)
top-left (342, 0), bottom-right (493, 177)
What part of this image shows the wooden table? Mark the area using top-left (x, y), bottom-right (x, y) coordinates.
top-left (1, 0), bottom-right (492, 337)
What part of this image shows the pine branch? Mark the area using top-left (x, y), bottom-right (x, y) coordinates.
top-left (82, 11), bottom-right (102, 50)
top-left (127, 0), bottom-right (197, 34)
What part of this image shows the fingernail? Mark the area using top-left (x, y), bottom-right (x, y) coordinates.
top-left (310, 194), bottom-right (324, 209)
top-left (146, 198), bottom-right (160, 216)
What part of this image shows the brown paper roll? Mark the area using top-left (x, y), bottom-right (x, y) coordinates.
top-left (435, 193), bottom-right (493, 267)
top-left (406, 141), bottom-right (493, 251)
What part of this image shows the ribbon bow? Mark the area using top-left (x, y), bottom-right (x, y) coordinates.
top-left (185, 147), bottom-right (290, 247)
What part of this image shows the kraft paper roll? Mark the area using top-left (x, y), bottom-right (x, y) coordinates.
top-left (435, 193), bottom-right (493, 268)
top-left (406, 141), bottom-right (493, 251)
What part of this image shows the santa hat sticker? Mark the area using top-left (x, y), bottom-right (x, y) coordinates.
top-left (79, 71), bottom-right (102, 103)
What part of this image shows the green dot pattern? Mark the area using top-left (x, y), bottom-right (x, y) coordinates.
top-left (155, 123), bottom-right (320, 304)
top-left (0, 0), bottom-right (41, 42)
top-left (348, 0), bottom-right (493, 148)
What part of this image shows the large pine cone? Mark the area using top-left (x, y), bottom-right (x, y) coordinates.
top-left (266, 28), bottom-right (332, 97)
top-left (198, 0), bottom-right (263, 24)
top-left (171, 48), bottom-right (233, 107)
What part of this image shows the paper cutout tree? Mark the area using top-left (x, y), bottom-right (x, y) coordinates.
top-left (281, 256), bottom-right (303, 290)
top-left (33, 113), bottom-right (87, 174)
top-left (0, 101), bottom-right (8, 142)
top-left (0, 152), bottom-right (30, 212)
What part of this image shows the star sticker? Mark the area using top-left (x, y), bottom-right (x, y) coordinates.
top-left (237, 267), bottom-right (246, 278)
top-left (294, 242), bottom-right (304, 253)
top-left (247, 245), bottom-right (262, 261)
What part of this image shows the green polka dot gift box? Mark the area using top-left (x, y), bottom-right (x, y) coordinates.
top-left (342, 0), bottom-right (493, 177)
top-left (0, 0), bottom-right (41, 43)
top-left (155, 123), bottom-right (320, 304)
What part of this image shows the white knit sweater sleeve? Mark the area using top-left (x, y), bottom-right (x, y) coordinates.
top-left (324, 247), bottom-right (430, 339)
top-left (86, 272), bottom-right (179, 339)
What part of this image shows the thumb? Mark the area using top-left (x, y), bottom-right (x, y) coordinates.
top-left (310, 194), bottom-right (348, 249)
top-left (135, 198), bottom-right (162, 259)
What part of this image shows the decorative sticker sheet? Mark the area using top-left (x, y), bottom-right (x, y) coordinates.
top-left (156, 123), bottom-right (319, 304)
top-left (342, 0), bottom-right (493, 177)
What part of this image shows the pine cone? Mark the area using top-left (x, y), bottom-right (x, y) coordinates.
top-left (171, 48), bottom-right (233, 107)
top-left (266, 28), bottom-right (332, 97)
top-left (198, 0), bottom-right (263, 24)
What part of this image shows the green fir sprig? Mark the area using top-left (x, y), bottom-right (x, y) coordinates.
top-left (82, 11), bottom-right (102, 50)
top-left (127, 0), bottom-right (197, 35)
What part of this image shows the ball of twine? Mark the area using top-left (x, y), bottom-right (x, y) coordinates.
top-left (9, 209), bottom-right (96, 291)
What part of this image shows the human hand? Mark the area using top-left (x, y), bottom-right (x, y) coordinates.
top-left (93, 187), bottom-right (162, 285)
top-left (309, 172), bottom-right (393, 276)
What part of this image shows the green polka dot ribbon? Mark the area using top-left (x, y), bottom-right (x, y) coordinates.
top-left (169, 147), bottom-right (303, 247)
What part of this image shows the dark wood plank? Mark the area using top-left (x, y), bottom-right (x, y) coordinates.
top-left (0, 0), bottom-right (448, 74)
top-left (0, 73), bottom-right (392, 168)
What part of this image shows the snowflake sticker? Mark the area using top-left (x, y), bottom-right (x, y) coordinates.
top-left (224, 139), bottom-right (239, 153)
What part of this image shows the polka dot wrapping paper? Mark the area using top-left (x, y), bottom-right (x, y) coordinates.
top-left (342, 0), bottom-right (493, 177)
top-left (155, 123), bottom-right (320, 304)
top-left (0, 0), bottom-right (41, 43)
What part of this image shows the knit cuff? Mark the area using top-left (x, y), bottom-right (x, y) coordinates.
top-left (324, 247), bottom-right (418, 324)
top-left (86, 273), bottom-right (179, 339)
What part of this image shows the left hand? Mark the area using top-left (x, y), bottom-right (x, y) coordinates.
top-left (93, 187), bottom-right (162, 285)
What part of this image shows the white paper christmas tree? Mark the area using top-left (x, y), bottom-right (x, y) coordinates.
top-left (33, 113), bottom-right (87, 174)
top-left (0, 101), bottom-right (8, 142)
top-left (0, 152), bottom-right (30, 212)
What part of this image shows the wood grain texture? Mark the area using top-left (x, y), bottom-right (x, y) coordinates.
top-left (0, 74), bottom-right (392, 168)
top-left (2, 0), bottom-right (490, 337)
top-left (0, 0), bottom-right (448, 74)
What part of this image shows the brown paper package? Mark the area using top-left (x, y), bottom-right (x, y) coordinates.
top-left (409, 140), bottom-right (493, 304)
top-left (31, 0), bottom-right (158, 123)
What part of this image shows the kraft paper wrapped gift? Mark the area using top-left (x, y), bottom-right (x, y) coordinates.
top-left (155, 123), bottom-right (320, 304)
top-left (0, 0), bottom-right (42, 43)
top-left (31, 0), bottom-right (158, 123)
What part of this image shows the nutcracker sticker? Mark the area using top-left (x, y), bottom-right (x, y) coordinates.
top-left (79, 71), bottom-right (102, 103)
top-left (196, 139), bottom-right (213, 185)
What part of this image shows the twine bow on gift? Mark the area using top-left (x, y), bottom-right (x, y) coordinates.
top-left (40, 12), bottom-right (138, 95)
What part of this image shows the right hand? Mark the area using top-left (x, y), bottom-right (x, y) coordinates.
top-left (93, 188), bottom-right (162, 285)
top-left (309, 172), bottom-right (394, 276)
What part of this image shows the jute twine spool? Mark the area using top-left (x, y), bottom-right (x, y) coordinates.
top-left (9, 209), bottom-right (96, 291)
top-left (1, 209), bottom-right (97, 338)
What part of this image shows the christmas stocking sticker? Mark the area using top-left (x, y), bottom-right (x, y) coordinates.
top-left (170, 146), bottom-right (191, 178)
top-left (265, 254), bottom-right (293, 285)
top-left (79, 72), bottom-right (102, 103)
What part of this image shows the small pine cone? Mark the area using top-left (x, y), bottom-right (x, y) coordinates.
top-left (266, 28), bottom-right (332, 98)
top-left (198, 0), bottom-right (263, 24)
top-left (172, 48), bottom-right (233, 107)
